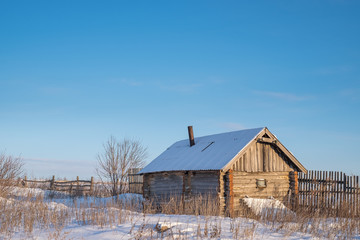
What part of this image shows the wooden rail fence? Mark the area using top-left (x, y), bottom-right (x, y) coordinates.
top-left (298, 170), bottom-right (360, 215)
top-left (21, 168), bottom-right (144, 195)
top-left (23, 175), bottom-right (94, 194)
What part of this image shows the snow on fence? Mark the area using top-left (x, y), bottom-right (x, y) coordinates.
top-left (298, 170), bottom-right (360, 215)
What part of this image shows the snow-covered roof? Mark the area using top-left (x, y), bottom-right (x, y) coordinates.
top-left (139, 127), bottom-right (264, 174)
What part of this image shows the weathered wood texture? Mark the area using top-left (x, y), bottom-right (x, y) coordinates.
top-left (230, 142), bottom-right (296, 172)
top-left (22, 176), bottom-right (94, 194)
top-left (128, 168), bottom-right (143, 194)
top-left (298, 170), bottom-right (360, 216)
top-left (219, 171), bottom-right (226, 215)
top-left (225, 170), bottom-right (234, 217)
top-left (147, 172), bottom-right (183, 199)
top-left (190, 171), bottom-right (219, 196)
top-left (143, 171), bottom-right (220, 201)
top-left (231, 171), bottom-right (290, 215)
top-left (289, 171), bottom-right (298, 209)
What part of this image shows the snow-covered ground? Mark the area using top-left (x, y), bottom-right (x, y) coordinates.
top-left (1, 187), bottom-right (359, 239)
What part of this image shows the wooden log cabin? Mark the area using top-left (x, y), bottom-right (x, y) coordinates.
top-left (138, 126), bottom-right (307, 216)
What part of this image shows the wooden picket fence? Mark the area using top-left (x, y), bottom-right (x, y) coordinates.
top-left (298, 170), bottom-right (360, 215)
top-left (128, 168), bottom-right (143, 194)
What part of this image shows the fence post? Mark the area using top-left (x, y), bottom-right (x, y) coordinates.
top-left (50, 175), bottom-right (55, 190)
top-left (289, 171), bottom-right (299, 210)
top-left (90, 176), bottom-right (94, 193)
top-left (23, 176), bottom-right (27, 187)
top-left (76, 176), bottom-right (79, 194)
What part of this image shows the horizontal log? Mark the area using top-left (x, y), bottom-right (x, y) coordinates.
top-left (231, 178), bottom-right (289, 182)
top-left (53, 185), bottom-right (91, 189)
top-left (192, 180), bottom-right (219, 184)
top-left (151, 189), bottom-right (183, 193)
top-left (233, 175), bottom-right (289, 180)
top-left (54, 181), bottom-right (91, 185)
top-left (151, 191), bottom-right (183, 195)
top-left (150, 184), bottom-right (182, 188)
top-left (53, 182), bottom-right (91, 185)
top-left (24, 180), bottom-right (51, 183)
top-left (231, 180), bottom-right (289, 185)
top-left (192, 191), bottom-right (218, 195)
top-left (54, 186), bottom-right (90, 189)
top-left (233, 194), bottom-right (288, 199)
top-left (230, 184), bottom-right (289, 189)
top-left (231, 180), bottom-right (290, 185)
top-left (192, 174), bottom-right (218, 178)
top-left (233, 190), bottom-right (289, 195)
top-left (53, 188), bottom-right (91, 192)
top-left (192, 187), bottom-right (218, 190)
top-left (191, 184), bottom-right (218, 188)
top-left (232, 184), bottom-right (290, 189)
top-left (232, 172), bottom-right (289, 177)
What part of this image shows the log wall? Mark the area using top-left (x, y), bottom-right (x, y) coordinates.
top-left (144, 172), bottom-right (183, 200)
top-left (143, 171), bottom-right (220, 202)
top-left (191, 171), bottom-right (219, 196)
top-left (230, 171), bottom-right (291, 215)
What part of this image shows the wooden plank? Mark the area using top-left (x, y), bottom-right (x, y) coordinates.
top-left (239, 156), bottom-right (243, 171)
top-left (254, 144), bottom-right (258, 172)
top-left (250, 145), bottom-right (254, 172)
top-left (257, 137), bottom-right (275, 144)
top-left (259, 143), bottom-right (264, 172)
top-left (356, 176), bottom-right (359, 216)
top-left (263, 144), bottom-right (268, 172)
top-left (336, 171), bottom-right (339, 212)
top-left (326, 171), bottom-right (333, 209)
top-left (256, 142), bottom-right (261, 172)
top-left (310, 170), bottom-right (313, 209)
top-left (275, 147), bottom-right (281, 171)
top-left (245, 148), bottom-right (249, 172)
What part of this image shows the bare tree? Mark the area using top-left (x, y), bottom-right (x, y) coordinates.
top-left (0, 153), bottom-right (24, 197)
top-left (96, 136), bottom-right (147, 196)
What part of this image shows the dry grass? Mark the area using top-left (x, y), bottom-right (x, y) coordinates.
top-left (0, 188), bottom-right (359, 239)
top-left (143, 194), bottom-right (221, 216)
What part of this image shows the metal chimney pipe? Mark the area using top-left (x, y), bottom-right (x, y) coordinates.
top-left (188, 126), bottom-right (195, 147)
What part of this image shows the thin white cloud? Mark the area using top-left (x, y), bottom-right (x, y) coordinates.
top-left (253, 90), bottom-right (312, 101)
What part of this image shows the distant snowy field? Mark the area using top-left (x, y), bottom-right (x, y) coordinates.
top-left (1, 187), bottom-right (359, 239)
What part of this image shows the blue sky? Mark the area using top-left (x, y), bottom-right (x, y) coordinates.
top-left (0, 1), bottom-right (359, 178)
